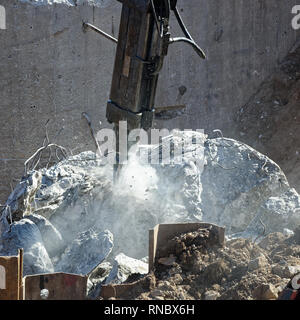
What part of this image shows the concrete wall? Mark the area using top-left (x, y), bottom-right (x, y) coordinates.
top-left (0, 0), bottom-right (299, 203)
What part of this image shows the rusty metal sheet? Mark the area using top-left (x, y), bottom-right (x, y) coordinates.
top-left (24, 272), bottom-right (88, 300)
top-left (0, 250), bottom-right (23, 300)
top-left (100, 274), bottom-right (154, 300)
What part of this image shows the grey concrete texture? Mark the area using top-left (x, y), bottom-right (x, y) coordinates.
top-left (0, 0), bottom-right (299, 203)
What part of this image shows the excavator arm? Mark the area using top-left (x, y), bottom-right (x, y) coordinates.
top-left (83, 0), bottom-right (206, 172)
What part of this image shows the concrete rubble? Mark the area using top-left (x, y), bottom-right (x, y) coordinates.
top-left (0, 219), bottom-right (54, 275)
top-left (87, 261), bottom-right (112, 299)
top-left (0, 131), bottom-right (299, 299)
top-left (26, 213), bottom-right (64, 258)
top-left (201, 138), bottom-right (299, 235)
top-left (55, 228), bottom-right (113, 275)
top-left (104, 253), bottom-right (148, 285)
top-left (111, 228), bottom-right (300, 300)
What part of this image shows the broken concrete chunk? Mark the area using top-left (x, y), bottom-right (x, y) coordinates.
top-left (89, 261), bottom-right (112, 281)
top-left (0, 171), bottom-right (43, 234)
top-left (0, 219), bottom-right (53, 275)
top-left (252, 283), bottom-right (278, 300)
top-left (158, 255), bottom-right (176, 266)
top-left (204, 290), bottom-right (220, 300)
top-left (283, 228), bottom-right (294, 237)
top-left (105, 253), bottom-right (148, 285)
top-left (272, 264), bottom-right (288, 278)
top-left (30, 151), bottom-right (108, 220)
top-left (156, 281), bottom-right (176, 293)
top-left (55, 228), bottom-right (113, 275)
top-left (141, 256), bottom-right (149, 264)
top-left (87, 261), bottom-right (113, 298)
top-left (201, 138), bottom-right (290, 235)
top-left (248, 255), bottom-right (268, 271)
top-left (150, 289), bottom-right (164, 298)
top-left (26, 213), bottom-right (65, 257)
top-left (258, 232), bottom-right (286, 250)
top-left (202, 260), bottom-right (230, 285)
top-left (172, 274), bottom-right (183, 285)
top-left (284, 265), bottom-right (300, 278)
top-left (259, 189), bottom-right (300, 233)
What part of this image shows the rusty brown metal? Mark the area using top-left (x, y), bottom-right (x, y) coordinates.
top-left (18, 249), bottom-right (23, 300)
top-left (100, 274), bottom-right (155, 300)
top-left (0, 250), bottom-right (23, 300)
top-left (24, 272), bottom-right (88, 300)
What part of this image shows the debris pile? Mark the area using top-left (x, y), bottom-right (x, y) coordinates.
top-left (0, 131), bottom-right (299, 300)
top-left (108, 227), bottom-right (300, 300)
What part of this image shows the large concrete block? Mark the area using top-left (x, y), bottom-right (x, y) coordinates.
top-left (0, 0), bottom-right (299, 203)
